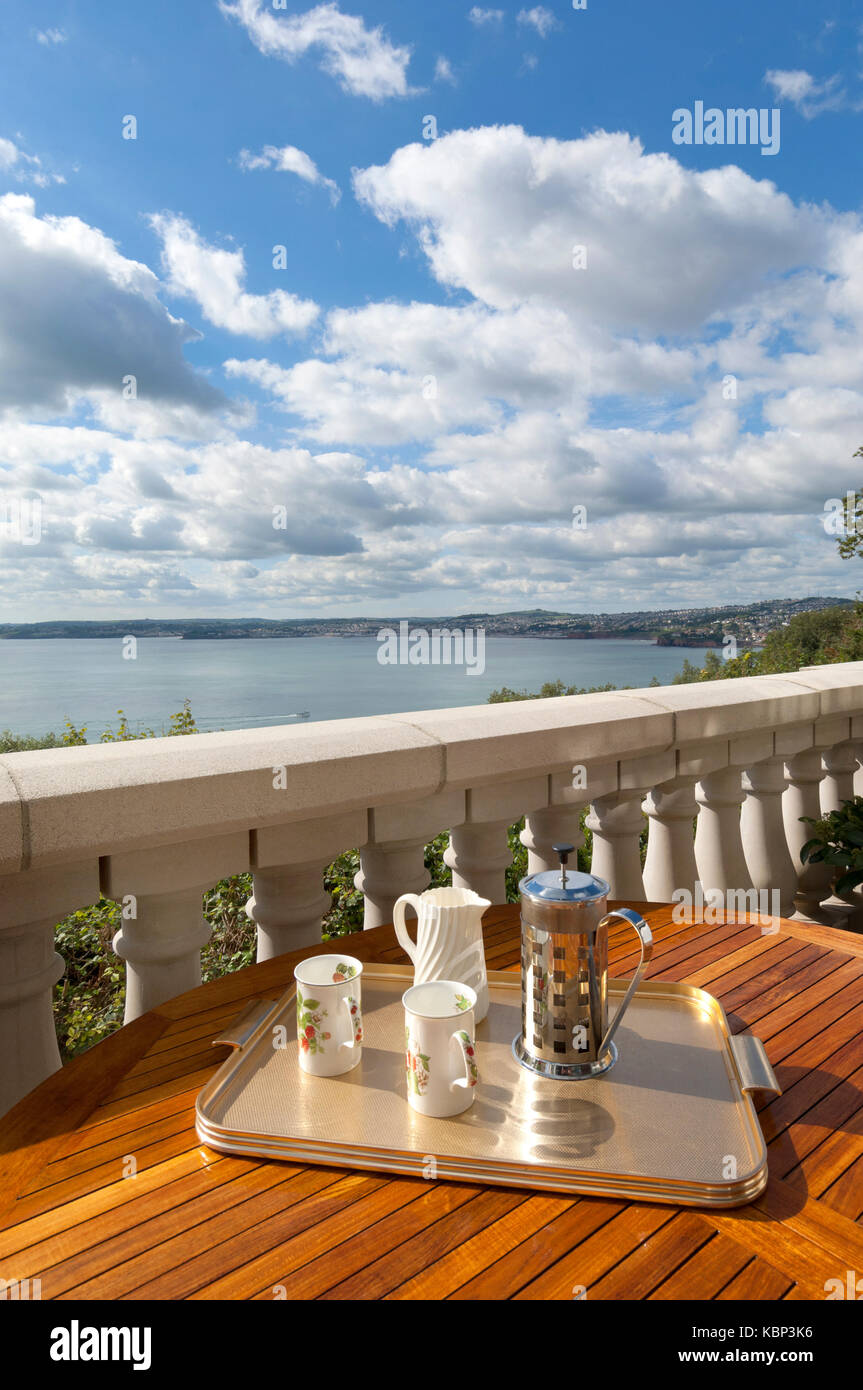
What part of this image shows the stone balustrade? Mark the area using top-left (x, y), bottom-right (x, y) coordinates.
top-left (2, 662), bottom-right (863, 1115)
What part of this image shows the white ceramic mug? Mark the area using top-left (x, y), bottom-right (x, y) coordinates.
top-left (402, 980), bottom-right (479, 1117)
top-left (294, 954), bottom-right (363, 1076)
top-left (393, 887), bottom-right (490, 1023)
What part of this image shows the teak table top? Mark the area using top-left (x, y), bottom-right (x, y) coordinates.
top-left (1, 903), bottom-right (861, 1301)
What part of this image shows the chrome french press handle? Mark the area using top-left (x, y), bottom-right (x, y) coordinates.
top-left (597, 908), bottom-right (653, 1057)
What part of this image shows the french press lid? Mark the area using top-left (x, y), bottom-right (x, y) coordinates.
top-left (519, 843), bottom-right (609, 903)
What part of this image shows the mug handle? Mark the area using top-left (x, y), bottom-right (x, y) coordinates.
top-left (393, 893), bottom-right (424, 964)
top-left (340, 994), bottom-right (362, 1050)
top-left (450, 1029), bottom-right (479, 1091)
top-left (597, 908), bottom-right (653, 1057)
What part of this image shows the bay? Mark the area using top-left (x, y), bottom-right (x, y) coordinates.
top-left (0, 636), bottom-right (711, 739)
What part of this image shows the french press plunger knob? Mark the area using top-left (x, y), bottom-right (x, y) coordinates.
top-left (552, 842), bottom-right (575, 888)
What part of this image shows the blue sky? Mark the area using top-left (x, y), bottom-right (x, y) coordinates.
top-left (0, 1), bottom-right (862, 617)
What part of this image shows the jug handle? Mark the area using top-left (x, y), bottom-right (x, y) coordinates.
top-left (393, 893), bottom-right (424, 963)
top-left (597, 908), bottom-right (653, 1057)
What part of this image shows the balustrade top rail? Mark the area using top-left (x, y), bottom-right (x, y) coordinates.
top-left (2, 662), bottom-right (862, 877)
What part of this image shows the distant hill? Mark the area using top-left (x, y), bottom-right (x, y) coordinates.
top-left (0, 597), bottom-right (854, 646)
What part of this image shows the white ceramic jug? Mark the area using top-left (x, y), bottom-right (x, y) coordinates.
top-left (393, 886), bottom-right (491, 1023)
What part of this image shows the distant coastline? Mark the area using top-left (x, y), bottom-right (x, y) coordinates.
top-left (0, 597), bottom-right (852, 648)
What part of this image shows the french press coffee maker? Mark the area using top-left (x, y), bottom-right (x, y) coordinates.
top-left (513, 844), bottom-right (653, 1079)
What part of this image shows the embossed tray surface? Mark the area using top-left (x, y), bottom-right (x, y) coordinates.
top-left (196, 966), bottom-right (781, 1207)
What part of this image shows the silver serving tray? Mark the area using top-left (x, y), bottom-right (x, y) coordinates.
top-left (195, 965), bottom-right (780, 1208)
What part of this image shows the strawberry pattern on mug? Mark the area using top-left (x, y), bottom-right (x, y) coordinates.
top-left (404, 1025), bottom-right (430, 1095)
top-left (296, 989), bottom-right (331, 1055)
top-left (332, 961), bottom-right (358, 982)
top-left (457, 1030), bottom-right (479, 1085)
top-left (347, 995), bottom-right (363, 1043)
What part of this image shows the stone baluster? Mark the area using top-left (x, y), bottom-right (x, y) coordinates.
top-left (0, 862), bottom-right (99, 1116)
top-left (104, 832), bottom-right (249, 1023)
top-left (356, 842), bottom-right (428, 930)
top-left (853, 718), bottom-right (863, 798)
top-left (695, 758), bottom-right (755, 904)
top-left (740, 734), bottom-right (804, 919)
top-left (355, 790), bottom-right (465, 930)
top-left (445, 777), bottom-right (547, 904)
top-left (819, 735), bottom-right (863, 927)
top-left (445, 823), bottom-right (511, 903)
top-left (821, 739), bottom-right (858, 814)
top-left (642, 773), bottom-right (699, 903)
top-left (587, 753), bottom-right (675, 899)
top-left (783, 717), bottom-right (844, 922)
top-left (520, 765), bottom-right (617, 876)
top-left (784, 750), bottom-right (835, 923)
top-left (783, 716), bottom-right (850, 923)
top-left (246, 810), bottom-right (368, 960)
top-left (851, 722), bottom-right (863, 916)
top-left (520, 806), bottom-right (584, 876)
top-left (247, 870), bottom-right (329, 960)
top-left (587, 795), bottom-right (646, 899)
top-left (649, 740), bottom-right (727, 916)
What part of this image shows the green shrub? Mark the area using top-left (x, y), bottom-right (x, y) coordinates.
top-left (53, 899), bottom-right (125, 1057)
top-left (488, 679), bottom-right (621, 702)
top-left (800, 796), bottom-right (863, 896)
top-left (672, 606), bottom-right (862, 683)
top-left (0, 730), bottom-right (64, 752)
top-left (202, 875), bottom-right (256, 981)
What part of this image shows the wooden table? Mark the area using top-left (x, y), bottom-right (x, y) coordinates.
top-left (1, 903), bottom-right (862, 1301)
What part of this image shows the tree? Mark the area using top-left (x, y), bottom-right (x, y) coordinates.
top-left (837, 446), bottom-right (863, 558)
top-left (672, 607), bottom-right (858, 683)
top-left (756, 607), bottom-right (854, 672)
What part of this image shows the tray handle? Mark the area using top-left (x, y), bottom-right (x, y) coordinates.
top-left (212, 998), bottom-right (275, 1052)
top-left (730, 1033), bottom-right (781, 1096)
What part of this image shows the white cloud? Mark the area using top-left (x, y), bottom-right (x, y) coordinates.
top-left (213, 125), bottom-right (863, 607)
top-left (237, 144), bottom-right (341, 203)
top-left (149, 212), bottom-right (319, 339)
top-left (0, 424), bottom-right (393, 586)
top-left (5, 125), bottom-right (863, 616)
top-left (64, 439), bottom-right (370, 559)
top-left (353, 127), bottom-right (822, 333)
top-left (227, 297), bottom-right (610, 446)
top-left (468, 7), bottom-right (504, 25)
top-left (0, 136), bottom-right (64, 187)
top-left (517, 7), bottom-right (557, 38)
top-left (219, 0), bottom-right (414, 100)
top-left (764, 67), bottom-right (851, 117)
top-left (435, 56), bottom-right (456, 85)
top-left (764, 69), bottom-right (815, 104)
top-left (0, 194), bottom-right (223, 420)
top-left (35, 28), bottom-right (68, 45)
